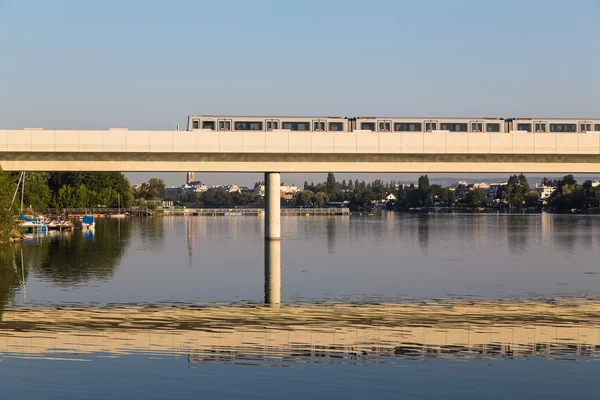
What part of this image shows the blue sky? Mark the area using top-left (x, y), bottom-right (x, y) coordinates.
top-left (1, 0), bottom-right (599, 185)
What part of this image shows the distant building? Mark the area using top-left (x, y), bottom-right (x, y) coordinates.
top-left (213, 184), bottom-right (240, 193)
top-left (455, 181), bottom-right (494, 201)
top-left (386, 193), bottom-right (397, 201)
top-left (186, 172), bottom-right (195, 185)
top-left (534, 184), bottom-right (556, 199)
top-left (487, 182), bottom-right (507, 200)
top-left (254, 184), bottom-right (299, 197)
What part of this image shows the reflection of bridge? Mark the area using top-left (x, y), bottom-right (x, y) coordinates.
top-left (1, 302), bottom-right (599, 364)
top-left (5, 129), bottom-right (600, 304)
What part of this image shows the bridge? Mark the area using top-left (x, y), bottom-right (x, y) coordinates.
top-left (2, 129), bottom-right (600, 173)
top-left (1, 302), bottom-right (599, 363)
top-left (3, 128), bottom-right (600, 304)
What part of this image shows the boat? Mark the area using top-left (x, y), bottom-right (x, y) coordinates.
top-left (47, 220), bottom-right (75, 231)
top-left (19, 213), bottom-right (47, 233)
top-left (82, 215), bottom-right (95, 229)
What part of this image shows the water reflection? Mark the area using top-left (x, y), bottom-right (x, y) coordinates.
top-left (19, 219), bottom-right (132, 285)
top-left (1, 301), bottom-right (599, 364)
top-left (1, 213), bottom-right (600, 308)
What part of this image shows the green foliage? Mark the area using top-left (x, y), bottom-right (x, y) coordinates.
top-left (296, 190), bottom-right (315, 206)
top-left (49, 172), bottom-right (132, 208)
top-left (0, 168), bottom-right (18, 243)
top-left (466, 188), bottom-right (485, 207)
top-left (313, 192), bottom-right (329, 208)
top-left (524, 191), bottom-right (540, 207)
top-left (134, 178), bottom-right (166, 200)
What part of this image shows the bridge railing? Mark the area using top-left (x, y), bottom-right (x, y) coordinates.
top-left (2, 129), bottom-right (600, 155)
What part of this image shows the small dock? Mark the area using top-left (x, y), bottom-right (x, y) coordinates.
top-left (162, 208), bottom-right (350, 216)
top-left (46, 207), bottom-right (151, 219)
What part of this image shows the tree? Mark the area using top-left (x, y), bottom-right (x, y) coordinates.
top-left (347, 179), bottom-right (354, 192)
top-left (296, 190), bottom-right (314, 206)
top-left (466, 188), bottom-right (485, 207)
top-left (417, 175), bottom-right (430, 205)
top-left (15, 172), bottom-right (52, 212)
top-left (0, 168), bottom-right (18, 242)
top-left (341, 179), bottom-right (347, 191)
top-left (303, 181), bottom-right (308, 190)
top-left (524, 190), bottom-right (540, 207)
top-left (313, 192), bottom-right (329, 207)
top-left (57, 185), bottom-right (76, 208)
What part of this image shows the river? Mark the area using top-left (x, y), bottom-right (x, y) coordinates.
top-left (0, 213), bottom-right (599, 399)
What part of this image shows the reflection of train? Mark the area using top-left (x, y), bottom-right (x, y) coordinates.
top-left (187, 115), bottom-right (600, 134)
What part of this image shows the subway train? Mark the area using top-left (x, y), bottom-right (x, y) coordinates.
top-left (187, 115), bottom-right (600, 134)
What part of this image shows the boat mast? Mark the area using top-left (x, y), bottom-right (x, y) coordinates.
top-left (10, 172), bottom-right (24, 207)
top-left (20, 172), bottom-right (25, 213)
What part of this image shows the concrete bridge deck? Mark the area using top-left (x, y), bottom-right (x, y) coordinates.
top-left (2, 129), bottom-right (600, 172)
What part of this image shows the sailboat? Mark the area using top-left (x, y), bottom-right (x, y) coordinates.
top-left (14, 172), bottom-right (47, 234)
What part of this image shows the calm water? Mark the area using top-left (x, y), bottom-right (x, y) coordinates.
top-left (1, 213), bottom-right (600, 399)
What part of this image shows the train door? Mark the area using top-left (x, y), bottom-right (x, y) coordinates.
top-left (470, 120), bottom-right (483, 133)
top-left (533, 120), bottom-right (547, 133)
top-left (266, 119), bottom-right (280, 131)
top-left (378, 120), bottom-right (391, 132)
top-left (424, 120), bottom-right (438, 132)
top-left (312, 120), bottom-right (326, 132)
top-left (579, 121), bottom-right (593, 133)
top-left (218, 119), bottom-right (232, 131)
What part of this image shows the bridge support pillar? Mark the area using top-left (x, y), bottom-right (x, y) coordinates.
top-left (264, 172), bottom-right (281, 305)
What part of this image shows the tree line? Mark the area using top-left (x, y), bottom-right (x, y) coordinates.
top-left (7, 172), bottom-right (134, 211)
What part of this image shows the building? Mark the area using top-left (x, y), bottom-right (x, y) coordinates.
top-left (534, 184), bottom-right (556, 199)
top-left (386, 193), bottom-right (397, 201)
top-left (186, 172), bottom-right (195, 185)
top-left (254, 184), bottom-right (299, 197)
top-left (213, 184), bottom-right (240, 193)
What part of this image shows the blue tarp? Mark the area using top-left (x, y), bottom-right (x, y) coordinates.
top-left (82, 216), bottom-right (95, 225)
top-left (20, 213), bottom-right (38, 222)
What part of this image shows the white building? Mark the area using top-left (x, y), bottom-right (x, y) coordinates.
top-left (254, 184), bottom-right (299, 197)
top-left (386, 193), bottom-right (397, 201)
top-left (213, 184), bottom-right (240, 193)
top-left (534, 184), bottom-right (556, 199)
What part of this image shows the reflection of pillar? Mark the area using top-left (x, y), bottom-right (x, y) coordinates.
top-left (187, 216), bottom-right (194, 268)
top-left (264, 172), bottom-right (281, 305)
top-left (265, 239), bottom-right (281, 305)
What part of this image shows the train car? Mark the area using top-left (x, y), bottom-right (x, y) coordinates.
top-left (353, 117), bottom-right (507, 133)
top-left (187, 115), bottom-right (349, 132)
top-left (509, 118), bottom-right (600, 133)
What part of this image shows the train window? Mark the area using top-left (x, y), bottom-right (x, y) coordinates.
top-left (378, 122), bottom-right (391, 132)
top-left (283, 122), bottom-right (310, 131)
top-left (202, 121), bottom-right (215, 130)
top-left (234, 121), bottom-right (263, 131)
top-left (471, 123), bottom-right (483, 133)
top-left (329, 122), bottom-right (344, 131)
top-left (517, 123), bottom-right (531, 132)
top-left (266, 121), bottom-right (279, 130)
top-left (313, 121), bottom-right (326, 131)
top-left (550, 124), bottom-right (576, 132)
top-left (534, 123), bottom-right (546, 133)
top-left (361, 122), bottom-right (376, 131)
top-left (192, 120), bottom-right (199, 129)
top-left (425, 122), bottom-right (437, 132)
top-left (218, 121), bottom-right (231, 131)
top-left (486, 123), bottom-right (500, 132)
top-left (580, 124), bottom-right (591, 133)
top-left (441, 123), bottom-right (468, 132)
top-left (394, 123), bottom-right (422, 132)
top-left (596, 124), bottom-right (600, 131)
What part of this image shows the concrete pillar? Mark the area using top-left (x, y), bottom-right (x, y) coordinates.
top-left (265, 172), bottom-right (280, 240)
top-left (264, 172), bottom-right (281, 304)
